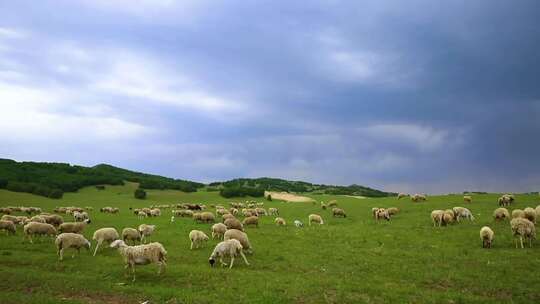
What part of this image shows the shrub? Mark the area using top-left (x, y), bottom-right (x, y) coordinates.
top-left (134, 188), bottom-right (147, 199)
top-left (48, 189), bottom-right (64, 199)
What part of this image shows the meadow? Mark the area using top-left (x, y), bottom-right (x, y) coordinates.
top-left (1, 183), bottom-right (539, 304)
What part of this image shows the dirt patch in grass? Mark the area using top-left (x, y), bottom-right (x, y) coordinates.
top-left (265, 191), bottom-right (315, 203)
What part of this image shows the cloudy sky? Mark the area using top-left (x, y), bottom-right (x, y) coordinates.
top-left (1, 1), bottom-right (539, 194)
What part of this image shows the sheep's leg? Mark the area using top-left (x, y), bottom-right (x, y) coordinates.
top-left (131, 265), bottom-right (136, 282)
top-left (240, 251), bottom-right (250, 265)
top-left (520, 237), bottom-right (524, 249)
top-left (229, 256), bottom-right (235, 269)
top-left (93, 240), bottom-right (101, 256)
top-left (59, 248), bottom-right (64, 261)
top-left (220, 257), bottom-right (227, 267)
top-left (190, 240), bottom-right (194, 250)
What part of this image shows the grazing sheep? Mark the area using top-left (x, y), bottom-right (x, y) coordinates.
top-left (122, 228), bottom-right (141, 245)
top-left (242, 216), bottom-right (259, 228)
top-left (332, 208), bottom-right (346, 218)
top-left (58, 219), bottom-right (91, 234)
top-left (442, 210), bottom-right (455, 225)
top-left (43, 214), bottom-right (64, 227)
top-left (0, 220), bottom-right (16, 235)
top-left (208, 239), bottom-right (250, 269)
top-left (29, 215), bottom-right (47, 223)
top-left (110, 240), bottom-right (167, 282)
top-left (255, 208), bottom-right (267, 216)
top-left (431, 210), bottom-right (444, 227)
top-left (512, 209), bottom-right (525, 219)
top-left (397, 193), bottom-right (408, 199)
top-left (510, 218), bottom-right (536, 248)
top-left (498, 194), bottom-right (514, 207)
top-left (196, 212), bottom-right (215, 223)
top-left (274, 217), bottom-right (286, 226)
top-left (211, 223), bottom-right (227, 240)
top-left (493, 208), bottom-right (510, 221)
top-left (294, 220), bottom-right (304, 228)
top-left (308, 214), bottom-right (324, 226)
top-left (222, 214), bottom-right (236, 222)
top-left (149, 208), bottom-right (161, 217)
top-left (386, 207), bottom-right (399, 216)
top-left (224, 218), bottom-right (244, 231)
top-left (327, 200), bottom-right (338, 208)
top-left (268, 208), bottom-right (279, 216)
top-left (92, 227), bottom-right (120, 256)
top-left (320, 202), bottom-right (327, 210)
top-left (535, 205), bottom-right (540, 217)
top-left (138, 224), bottom-right (156, 243)
top-left (452, 207), bottom-right (475, 222)
top-left (463, 196), bottom-right (472, 203)
top-left (371, 207), bottom-right (379, 219)
top-left (216, 208), bottom-right (229, 217)
top-left (2, 214), bottom-right (27, 225)
top-left (224, 229), bottom-right (253, 254)
top-left (411, 194), bottom-right (427, 202)
top-left (189, 230), bottom-right (209, 249)
top-left (523, 207), bottom-right (537, 223)
top-left (137, 211), bottom-right (147, 219)
top-left (55, 233), bottom-right (91, 260)
top-left (375, 209), bottom-right (390, 221)
top-left (479, 226), bottom-right (494, 248)
top-left (172, 209), bottom-right (193, 217)
top-left (73, 211), bottom-right (89, 222)
top-left (23, 222), bottom-right (57, 243)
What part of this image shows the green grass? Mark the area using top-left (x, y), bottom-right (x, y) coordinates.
top-left (1, 183), bottom-right (540, 303)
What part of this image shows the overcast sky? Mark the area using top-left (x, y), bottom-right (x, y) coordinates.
top-left (1, 1), bottom-right (539, 194)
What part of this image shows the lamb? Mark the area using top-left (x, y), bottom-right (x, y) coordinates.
top-left (268, 208), bottom-right (279, 216)
top-left (23, 222), bottom-right (57, 243)
top-left (110, 240), bottom-right (167, 282)
top-left (431, 210), bottom-right (444, 227)
top-left (523, 207), bottom-right (536, 223)
top-left (386, 207), bottom-right (399, 216)
top-left (189, 230), bottom-right (209, 249)
top-left (294, 220), bottom-right (304, 228)
top-left (208, 239), bottom-right (250, 269)
top-left (332, 208), bottom-right (346, 218)
top-left (493, 208), bottom-right (510, 221)
top-left (479, 226), bottom-right (494, 248)
top-left (211, 223), bottom-right (227, 240)
top-left (452, 207), bottom-right (475, 222)
top-left (55, 233), bottom-right (91, 260)
top-left (463, 195), bottom-right (472, 203)
top-left (308, 214), bottom-right (324, 226)
top-left (274, 217), bottom-right (286, 226)
top-left (92, 227), bottom-right (120, 256)
top-left (397, 193), bottom-right (408, 199)
top-left (58, 219), bottom-right (91, 234)
top-left (512, 209), bottom-right (525, 219)
top-left (224, 229), bottom-right (253, 254)
top-left (375, 208), bottom-right (390, 221)
top-left (224, 218), bottom-right (244, 231)
top-left (242, 216), bottom-right (259, 228)
top-left (0, 220), bottom-right (16, 235)
top-left (122, 228), bottom-right (141, 244)
top-left (510, 218), bottom-right (535, 248)
top-left (138, 224), bottom-right (156, 243)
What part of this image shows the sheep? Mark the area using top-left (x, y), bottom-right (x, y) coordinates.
top-left (321, 202), bottom-right (327, 210)
top-left (224, 218), bottom-right (244, 231)
top-left (2, 214), bottom-right (27, 225)
top-left (375, 208), bottom-right (390, 221)
top-left (216, 208), bottom-right (230, 217)
top-left (0, 220), bottom-right (16, 235)
top-left (73, 211), bottom-right (89, 222)
top-left (149, 208), bottom-right (161, 217)
top-left (58, 219), bottom-right (91, 234)
top-left (510, 218), bottom-right (535, 248)
top-left (222, 214), bottom-right (236, 222)
top-left (43, 214), bottom-right (64, 227)
top-left (92, 227), bottom-right (120, 256)
top-left (452, 207), bottom-right (475, 222)
top-left (536, 205), bottom-right (540, 218)
top-left (122, 228), bottom-right (141, 245)
top-left (208, 239), bottom-right (250, 269)
top-left (308, 214), bottom-right (324, 226)
top-left (137, 211), bottom-right (148, 219)
top-left (172, 209), bottom-right (193, 217)
top-left (442, 210), bottom-right (455, 225)
top-left (431, 210), bottom-right (444, 227)
top-left (189, 230), bottom-right (209, 249)
top-left (242, 216), bottom-right (259, 228)
top-left (224, 229), bottom-right (253, 254)
top-left (29, 215), bottom-right (47, 223)
top-left (55, 233), bottom-right (91, 260)
top-left (110, 240), bottom-right (167, 282)
top-left (479, 226), bottom-right (494, 248)
top-left (255, 208), bottom-right (267, 216)
top-left (397, 193), bottom-right (408, 199)
top-left (327, 200), bottom-right (338, 208)
top-left (275, 217), bottom-right (286, 226)
top-left (493, 208), bottom-right (510, 221)
top-left (332, 208), bottom-right (346, 218)
top-left (294, 220), bottom-right (304, 228)
top-left (195, 212), bottom-right (215, 223)
top-left (463, 195), bottom-right (472, 203)
top-left (268, 208), bottom-right (279, 216)
top-left (523, 207), bottom-right (537, 223)
top-left (229, 208), bottom-right (239, 216)
top-left (386, 207), bottom-right (399, 216)
top-left (411, 194), bottom-right (427, 202)
top-left (23, 222), bottom-right (57, 243)
top-left (211, 223), bottom-right (227, 240)
top-left (371, 207), bottom-right (379, 219)
top-left (498, 194), bottom-right (514, 206)
top-left (512, 209), bottom-right (525, 219)
top-left (138, 224), bottom-right (156, 243)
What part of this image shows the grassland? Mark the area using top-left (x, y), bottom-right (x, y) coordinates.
top-left (1, 183), bottom-right (539, 303)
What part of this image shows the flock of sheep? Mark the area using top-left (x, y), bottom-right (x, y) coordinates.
top-left (0, 192), bottom-right (538, 283)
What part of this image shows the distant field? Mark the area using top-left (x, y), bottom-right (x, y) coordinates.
top-left (1, 183), bottom-right (540, 303)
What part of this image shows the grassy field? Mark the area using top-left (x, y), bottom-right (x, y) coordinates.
top-left (1, 183), bottom-right (540, 304)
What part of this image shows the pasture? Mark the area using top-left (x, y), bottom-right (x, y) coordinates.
top-left (0, 183), bottom-right (539, 304)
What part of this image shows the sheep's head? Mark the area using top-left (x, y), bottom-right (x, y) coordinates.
top-left (209, 257), bottom-right (216, 267)
top-left (84, 218), bottom-right (91, 224)
top-left (85, 240), bottom-right (91, 250)
top-left (110, 239), bottom-right (126, 248)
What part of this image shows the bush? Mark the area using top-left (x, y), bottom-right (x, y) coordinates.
top-left (48, 189), bottom-right (64, 199)
top-left (95, 185), bottom-right (105, 190)
top-left (266, 194), bottom-right (272, 201)
top-left (0, 179), bottom-right (7, 188)
top-left (134, 188), bottom-right (147, 199)
top-left (219, 186), bottom-right (264, 198)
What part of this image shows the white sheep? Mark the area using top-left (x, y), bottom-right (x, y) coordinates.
top-left (0, 220), bottom-right (16, 235)
top-left (92, 227), bottom-right (120, 256)
top-left (23, 222), bottom-right (57, 243)
top-left (224, 229), bottom-right (253, 254)
top-left (452, 207), bottom-right (475, 222)
top-left (375, 208), bottom-right (390, 221)
top-left (138, 224), bottom-right (156, 243)
top-left (510, 218), bottom-right (535, 248)
top-left (308, 214), bottom-right (324, 226)
top-left (275, 217), bottom-right (286, 226)
top-left (463, 195), bottom-right (472, 203)
top-left (122, 227), bottom-right (141, 245)
top-left (493, 208), bottom-right (510, 221)
top-left (479, 226), bottom-right (494, 248)
top-left (294, 220), bottom-right (304, 228)
top-left (268, 208), bottom-right (279, 216)
top-left (208, 239), bottom-right (250, 269)
top-left (55, 233), bottom-right (91, 260)
top-left (523, 207), bottom-right (536, 223)
top-left (110, 240), bottom-right (167, 282)
top-left (189, 230), bottom-right (209, 249)
top-left (211, 223), bottom-right (227, 240)
top-left (58, 219), bottom-right (91, 234)
top-left (431, 210), bottom-right (444, 227)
